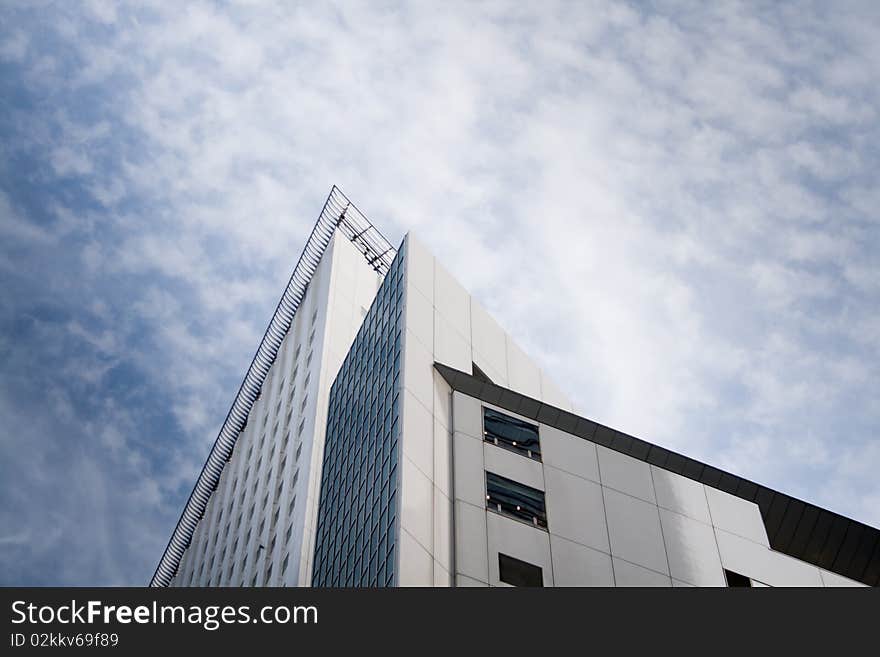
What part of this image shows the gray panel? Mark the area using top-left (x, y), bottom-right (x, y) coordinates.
top-left (613, 558), bottom-right (672, 587)
top-left (660, 508), bottom-right (725, 586)
top-left (544, 465), bottom-right (610, 554)
top-left (550, 535), bottom-right (614, 586)
top-left (652, 466), bottom-right (712, 525)
top-left (604, 488), bottom-right (669, 575)
top-left (598, 445), bottom-right (656, 503)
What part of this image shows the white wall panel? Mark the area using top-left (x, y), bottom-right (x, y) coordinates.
top-left (819, 568), bottom-right (865, 587)
top-left (434, 487), bottom-right (453, 572)
top-left (456, 574), bottom-right (487, 587)
top-left (550, 534), bottom-right (615, 586)
top-left (540, 425), bottom-right (601, 484)
top-left (487, 512), bottom-right (554, 586)
top-left (452, 392), bottom-right (482, 440)
top-left (401, 455), bottom-right (433, 556)
top-left (401, 390), bottom-right (433, 484)
top-left (506, 336), bottom-right (542, 399)
top-left (604, 488), bottom-right (669, 575)
top-left (454, 501), bottom-right (489, 583)
top-left (403, 328), bottom-right (434, 413)
top-left (598, 446), bottom-right (656, 504)
top-left (432, 370), bottom-right (452, 429)
top-left (470, 299), bottom-right (508, 386)
top-left (434, 313), bottom-right (471, 372)
top-left (398, 528), bottom-right (433, 587)
top-left (483, 443), bottom-right (544, 491)
top-left (659, 508), bottom-right (725, 586)
top-left (406, 286), bottom-right (434, 355)
top-left (715, 529), bottom-right (823, 587)
top-left (433, 259), bottom-right (470, 340)
top-left (452, 431), bottom-right (485, 507)
top-left (544, 465), bottom-right (610, 554)
top-left (651, 467), bottom-right (712, 525)
top-left (612, 558), bottom-right (672, 587)
top-left (405, 234), bottom-right (434, 304)
top-left (434, 417), bottom-right (452, 497)
top-left (705, 487), bottom-right (769, 546)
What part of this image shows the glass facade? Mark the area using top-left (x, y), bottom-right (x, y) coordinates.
top-left (311, 240), bottom-right (406, 587)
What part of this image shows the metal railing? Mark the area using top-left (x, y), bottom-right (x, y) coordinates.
top-left (150, 186), bottom-right (396, 587)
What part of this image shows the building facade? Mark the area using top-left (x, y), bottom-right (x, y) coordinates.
top-left (155, 188), bottom-right (878, 588)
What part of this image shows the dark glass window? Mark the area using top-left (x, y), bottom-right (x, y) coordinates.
top-left (483, 408), bottom-right (541, 461)
top-left (499, 553), bottom-right (543, 587)
top-left (311, 239), bottom-right (406, 587)
top-left (724, 569), bottom-right (752, 587)
top-left (486, 471), bottom-right (547, 529)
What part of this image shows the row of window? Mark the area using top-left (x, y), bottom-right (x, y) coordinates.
top-left (481, 408), bottom-right (768, 588)
top-left (496, 560), bottom-right (764, 588)
top-left (179, 296), bottom-right (323, 586)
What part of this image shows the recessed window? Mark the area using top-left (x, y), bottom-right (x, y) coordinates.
top-left (485, 471), bottom-right (547, 529)
top-left (499, 553), bottom-right (543, 587)
top-left (724, 569), bottom-right (752, 587)
top-left (483, 408), bottom-right (541, 461)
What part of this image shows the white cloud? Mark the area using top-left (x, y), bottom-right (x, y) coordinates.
top-left (1, 0), bottom-right (878, 584)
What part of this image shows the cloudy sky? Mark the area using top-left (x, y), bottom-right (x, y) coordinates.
top-left (1, 1), bottom-right (878, 586)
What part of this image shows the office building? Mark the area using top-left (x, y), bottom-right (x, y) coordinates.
top-left (153, 188), bottom-right (878, 587)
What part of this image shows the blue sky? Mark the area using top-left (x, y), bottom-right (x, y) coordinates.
top-left (1, 1), bottom-right (878, 586)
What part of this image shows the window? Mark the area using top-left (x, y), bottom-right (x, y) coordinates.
top-left (724, 569), bottom-right (752, 587)
top-left (311, 241), bottom-right (406, 587)
top-left (485, 472), bottom-right (547, 528)
top-left (498, 553), bottom-right (543, 587)
top-left (484, 408), bottom-right (541, 461)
